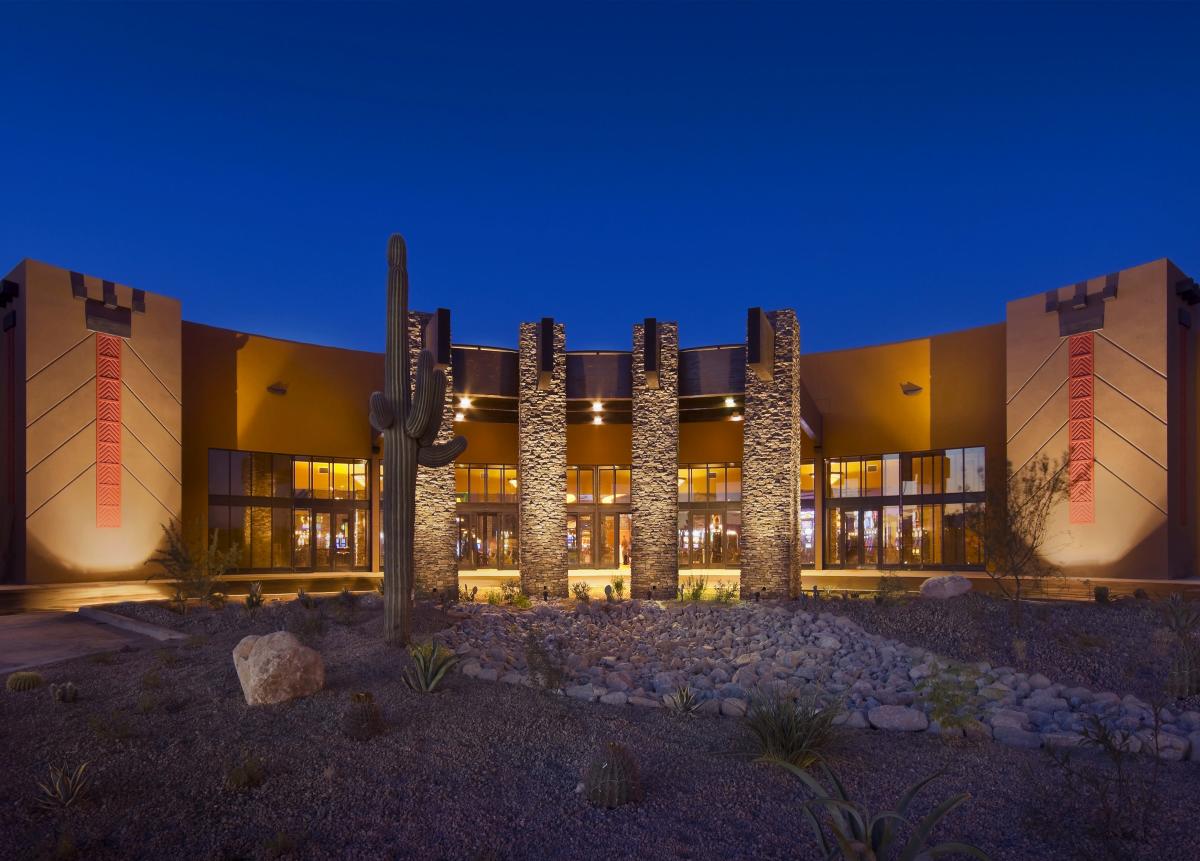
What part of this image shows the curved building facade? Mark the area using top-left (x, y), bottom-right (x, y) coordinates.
top-left (1, 256), bottom-right (1196, 607)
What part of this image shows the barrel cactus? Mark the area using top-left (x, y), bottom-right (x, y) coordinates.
top-left (584, 742), bottom-right (643, 809)
top-left (370, 234), bottom-right (467, 643)
top-left (6, 671), bottom-right (43, 692)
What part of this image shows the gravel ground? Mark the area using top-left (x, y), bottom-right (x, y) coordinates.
top-left (1, 597), bottom-right (1196, 860)
top-left (821, 591), bottom-right (1193, 704)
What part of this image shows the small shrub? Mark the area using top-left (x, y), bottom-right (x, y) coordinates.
top-left (6, 671), bottom-right (43, 692)
top-left (786, 763), bottom-right (989, 861)
top-left (88, 711), bottom-right (136, 741)
top-left (376, 578), bottom-right (385, 595)
top-left (916, 661), bottom-right (981, 735)
top-left (1011, 637), bottom-right (1028, 663)
top-left (146, 519), bottom-right (239, 615)
top-left (245, 581), bottom-right (265, 612)
top-left (744, 691), bottom-right (836, 768)
top-left (1093, 584), bottom-right (1111, 605)
top-left (610, 574), bottom-right (625, 600)
top-left (402, 642), bottom-right (457, 692)
top-left (874, 574), bottom-right (905, 605)
top-left (571, 582), bottom-right (591, 603)
top-left (207, 592), bottom-right (227, 610)
top-left (511, 591), bottom-right (532, 609)
top-left (458, 585), bottom-right (475, 602)
top-left (666, 685), bottom-right (702, 715)
top-left (485, 589), bottom-right (503, 605)
top-left (50, 682), bottom-right (79, 704)
top-left (264, 832), bottom-right (299, 859)
top-left (713, 581), bottom-right (739, 603)
top-left (285, 608), bottom-right (326, 642)
top-left (525, 630), bottom-right (567, 692)
top-left (584, 742), bottom-right (643, 809)
top-left (296, 588), bottom-right (319, 610)
top-left (343, 691), bottom-right (386, 741)
top-left (679, 576), bottom-right (706, 602)
top-left (1160, 593), bottom-right (1200, 639)
top-left (225, 754), bottom-right (266, 792)
top-left (1166, 642), bottom-right (1199, 698)
top-left (35, 763), bottom-right (91, 811)
top-left (338, 587), bottom-right (358, 608)
top-left (500, 578), bottom-right (521, 603)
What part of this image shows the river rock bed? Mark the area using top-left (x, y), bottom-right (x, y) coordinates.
top-left (439, 599), bottom-right (1200, 761)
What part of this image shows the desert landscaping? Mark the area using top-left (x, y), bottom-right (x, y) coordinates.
top-left (2, 581), bottom-right (1198, 861)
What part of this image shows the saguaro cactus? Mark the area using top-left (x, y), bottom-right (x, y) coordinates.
top-left (370, 234), bottom-right (466, 643)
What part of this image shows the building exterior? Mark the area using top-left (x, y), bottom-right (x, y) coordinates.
top-left (1, 256), bottom-right (1197, 607)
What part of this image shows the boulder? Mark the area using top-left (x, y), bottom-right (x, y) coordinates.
top-left (232, 632), bottom-right (324, 706)
top-left (867, 705), bottom-right (928, 732)
top-left (918, 575), bottom-right (972, 600)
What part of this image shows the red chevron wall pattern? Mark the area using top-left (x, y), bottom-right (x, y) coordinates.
top-left (1067, 332), bottom-right (1095, 524)
top-left (96, 333), bottom-right (122, 527)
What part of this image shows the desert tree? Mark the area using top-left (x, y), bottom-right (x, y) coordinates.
top-left (979, 451), bottom-right (1069, 628)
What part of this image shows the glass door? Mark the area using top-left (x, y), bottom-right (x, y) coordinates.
top-left (708, 511), bottom-right (725, 566)
top-left (455, 515), bottom-right (475, 570)
top-left (599, 514), bottom-right (617, 568)
top-left (315, 512), bottom-right (331, 569)
top-left (333, 512), bottom-right (353, 570)
top-left (293, 508), bottom-right (312, 569)
top-left (691, 512), bottom-right (708, 567)
top-left (677, 511), bottom-right (690, 569)
top-left (843, 510), bottom-right (861, 567)
top-left (618, 513), bottom-right (631, 569)
top-left (862, 509), bottom-right (880, 568)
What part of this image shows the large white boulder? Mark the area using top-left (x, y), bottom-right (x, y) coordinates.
top-left (232, 631), bottom-right (325, 706)
top-left (919, 574), bottom-right (972, 600)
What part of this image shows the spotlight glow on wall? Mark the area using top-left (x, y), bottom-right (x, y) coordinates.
top-left (592, 415), bottom-right (603, 425)
top-left (454, 411), bottom-right (465, 422)
top-left (730, 412), bottom-right (743, 422)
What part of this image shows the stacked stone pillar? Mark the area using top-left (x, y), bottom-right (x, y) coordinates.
top-left (741, 309), bottom-right (802, 598)
top-left (518, 319), bottom-right (568, 597)
top-left (407, 311), bottom-right (458, 599)
top-left (631, 319), bottom-right (679, 598)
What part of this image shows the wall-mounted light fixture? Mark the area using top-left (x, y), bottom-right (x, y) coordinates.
top-left (900, 381), bottom-right (923, 396)
top-left (267, 382), bottom-right (288, 395)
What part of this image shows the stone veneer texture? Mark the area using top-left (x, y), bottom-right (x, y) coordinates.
top-left (407, 311), bottom-right (459, 598)
top-left (518, 321), bottom-right (568, 596)
top-left (631, 321), bottom-right (679, 597)
top-left (741, 309), bottom-right (802, 598)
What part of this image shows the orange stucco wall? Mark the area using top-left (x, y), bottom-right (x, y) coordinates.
top-left (454, 420), bottom-right (518, 464)
top-left (679, 420), bottom-right (743, 463)
top-left (567, 422), bottom-right (632, 464)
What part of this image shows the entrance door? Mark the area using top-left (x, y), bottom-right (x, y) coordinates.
top-left (315, 512), bottom-right (331, 569)
top-left (691, 512), bottom-right (708, 567)
top-left (599, 514), bottom-right (617, 568)
top-left (843, 510), bottom-right (861, 568)
top-left (862, 509), bottom-right (881, 567)
top-left (567, 514), bottom-right (594, 568)
top-left (333, 512), bottom-right (353, 570)
top-left (618, 513), bottom-right (631, 569)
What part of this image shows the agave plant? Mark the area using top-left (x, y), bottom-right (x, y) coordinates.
top-left (36, 762), bottom-right (91, 810)
top-left (402, 641), bottom-right (458, 692)
top-left (667, 685), bottom-right (703, 716)
top-left (783, 763), bottom-right (990, 861)
top-left (1161, 593), bottom-right (1200, 640)
top-left (745, 690), bottom-right (837, 768)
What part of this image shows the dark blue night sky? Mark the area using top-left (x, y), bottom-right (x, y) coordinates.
top-left (2, 2), bottom-right (1197, 354)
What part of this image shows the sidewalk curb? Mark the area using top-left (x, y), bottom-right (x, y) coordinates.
top-left (78, 606), bottom-right (189, 642)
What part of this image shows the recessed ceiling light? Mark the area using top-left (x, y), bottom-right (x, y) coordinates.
top-left (458, 396), bottom-right (472, 408)
top-left (724, 397), bottom-right (735, 408)
top-left (592, 400), bottom-right (603, 412)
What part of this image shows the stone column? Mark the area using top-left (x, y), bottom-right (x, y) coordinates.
top-left (407, 311), bottom-right (458, 599)
top-left (518, 319), bottom-right (567, 597)
top-left (631, 319), bottom-right (678, 598)
top-left (742, 308), bottom-right (802, 598)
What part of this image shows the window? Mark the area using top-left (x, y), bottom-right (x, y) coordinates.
top-left (824, 447), bottom-right (987, 570)
top-left (207, 449), bottom-right (371, 572)
top-left (456, 464), bottom-right (519, 503)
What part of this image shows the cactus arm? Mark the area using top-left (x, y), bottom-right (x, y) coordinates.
top-left (369, 392), bottom-right (394, 431)
top-left (406, 350), bottom-right (437, 439)
top-left (418, 436), bottom-right (467, 468)
top-left (417, 368), bottom-right (448, 446)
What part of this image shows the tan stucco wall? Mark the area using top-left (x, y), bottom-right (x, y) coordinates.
top-left (1006, 259), bottom-right (1179, 579)
top-left (180, 322), bottom-right (384, 567)
top-left (21, 260), bottom-right (182, 584)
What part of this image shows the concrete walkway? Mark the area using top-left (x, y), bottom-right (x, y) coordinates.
top-left (0, 611), bottom-right (155, 673)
